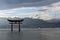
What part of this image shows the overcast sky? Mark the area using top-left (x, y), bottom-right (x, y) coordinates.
top-left (0, 0), bottom-right (60, 20)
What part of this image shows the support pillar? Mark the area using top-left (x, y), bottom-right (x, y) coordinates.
top-left (11, 22), bottom-right (13, 32)
top-left (19, 22), bottom-right (20, 32)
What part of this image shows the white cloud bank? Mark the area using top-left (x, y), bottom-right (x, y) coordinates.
top-left (0, 1), bottom-right (60, 20)
top-left (30, 11), bottom-right (52, 20)
top-left (42, 2), bottom-right (60, 11)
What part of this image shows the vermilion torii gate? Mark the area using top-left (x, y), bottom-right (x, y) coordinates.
top-left (8, 19), bottom-right (24, 32)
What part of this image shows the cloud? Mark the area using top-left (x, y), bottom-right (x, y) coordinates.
top-left (39, 2), bottom-right (60, 20)
top-left (0, 7), bottom-right (39, 16)
top-left (42, 2), bottom-right (60, 11)
top-left (0, 0), bottom-right (60, 20)
top-left (30, 11), bottom-right (53, 20)
top-left (0, 0), bottom-right (60, 10)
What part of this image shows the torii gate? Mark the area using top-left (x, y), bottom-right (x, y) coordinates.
top-left (8, 19), bottom-right (24, 32)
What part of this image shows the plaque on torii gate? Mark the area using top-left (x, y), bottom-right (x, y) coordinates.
top-left (8, 19), bottom-right (24, 32)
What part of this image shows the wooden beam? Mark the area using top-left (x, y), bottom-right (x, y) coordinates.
top-left (9, 22), bottom-right (22, 24)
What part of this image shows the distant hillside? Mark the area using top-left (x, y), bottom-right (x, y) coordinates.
top-left (47, 19), bottom-right (60, 23)
top-left (47, 19), bottom-right (60, 28)
top-left (21, 18), bottom-right (56, 28)
top-left (0, 18), bottom-right (60, 28)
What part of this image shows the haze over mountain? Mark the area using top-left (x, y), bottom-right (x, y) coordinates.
top-left (47, 19), bottom-right (60, 23)
top-left (21, 18), bottom-right (56, 28)
top-left (0, 17), bottom-right (59, 28)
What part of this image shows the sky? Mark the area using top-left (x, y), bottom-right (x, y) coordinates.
top-left (0, 0), bottom-right (60, 20)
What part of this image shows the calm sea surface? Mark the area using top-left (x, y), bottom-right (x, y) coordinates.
top-left (0, 28), bottom-right (60, 40)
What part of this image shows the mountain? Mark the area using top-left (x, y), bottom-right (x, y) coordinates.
top-left (47, 19), bottom-right (60, 28)
top-left (21, 18), bottom-right (55, 28)
top-left (0, 18), bottom-right (59, 28)
top-left (47, 19), bottom-right (60, 23)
